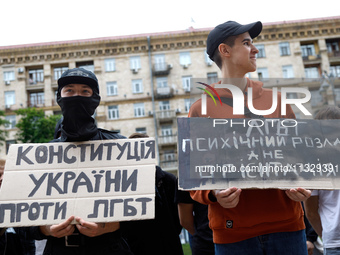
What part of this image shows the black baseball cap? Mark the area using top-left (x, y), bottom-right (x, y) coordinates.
top-left (58, 67), bottom-right (99, 93)
top-left (206, 21), bottom-right (262, 60)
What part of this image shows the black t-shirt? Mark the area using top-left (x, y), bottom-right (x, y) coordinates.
top-left (176, 188), bottom-right (215, 254)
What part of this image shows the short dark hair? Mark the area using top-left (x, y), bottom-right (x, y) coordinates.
top-left (315, 106), bottom-right (340, 120)
top-left (212, 35), bottom-right (237, 70)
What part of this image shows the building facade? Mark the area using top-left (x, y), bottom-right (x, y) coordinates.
top-left (1, 16), bottom-right (340, 174)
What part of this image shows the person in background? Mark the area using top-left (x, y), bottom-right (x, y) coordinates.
top-left (302, 202), bottom-right (319, 255)
top-left (122, 132), bottom-right (183, 255)
top-left (176, 187), bottom-right (214, 255)
top-left (305, 105), bottom-right (340, 255)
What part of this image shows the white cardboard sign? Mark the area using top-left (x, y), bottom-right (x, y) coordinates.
top-left (0, 138), bottom-right (156, 227)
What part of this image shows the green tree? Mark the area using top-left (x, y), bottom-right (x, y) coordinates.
top-left (15, 108), bottom-right (61, 143)
top-left (0, 110), bottom-right (9, 149)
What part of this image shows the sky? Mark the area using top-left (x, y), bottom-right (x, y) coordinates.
top-left (1, 0), bottom-right (339, 47)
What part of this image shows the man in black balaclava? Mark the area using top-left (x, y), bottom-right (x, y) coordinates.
top-left (29, 68), bottom-right (132, 255)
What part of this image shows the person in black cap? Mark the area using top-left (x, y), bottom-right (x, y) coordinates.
top-left (188, 21), bottom-right (311, 255)
top-left (29, 68), bottom-right (132, 255)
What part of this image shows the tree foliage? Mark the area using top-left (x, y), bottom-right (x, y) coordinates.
top-left (0, 110), bottom-right (9, 148)
top-left (15, 108), bottom-right (61, 143)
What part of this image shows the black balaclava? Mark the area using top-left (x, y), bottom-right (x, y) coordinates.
top-left (57, 68), bottom-right (101, 142)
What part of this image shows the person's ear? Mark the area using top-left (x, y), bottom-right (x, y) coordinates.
top-left (218, 43), bottom-right (231, 58)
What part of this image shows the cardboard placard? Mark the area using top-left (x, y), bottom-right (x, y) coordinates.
top-left (178, 118), bottom-right (340, 190)
top-left (0, 138), bottom-right (156, 227)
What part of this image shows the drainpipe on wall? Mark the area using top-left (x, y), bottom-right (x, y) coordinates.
top-left (147, 36), bottom-right (160, 165)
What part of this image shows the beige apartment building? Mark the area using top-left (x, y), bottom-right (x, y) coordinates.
top-left (1, 16), bottom-right (340, 174)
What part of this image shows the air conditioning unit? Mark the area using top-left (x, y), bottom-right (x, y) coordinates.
top-left (168, 64), bottom-right (173, 69)
top-left (207, 62), bottom-right (213, 66)
top-left (176, 108), bottom-right (181, 113)
top-left (148, 111), bottom-right (153, 116)
top-left (132, 68), bottom-right (139, 74)
top-left (5, 81), bottom-right (10, 85)
top-left (183, 64), bottom-right (189, 69)
top-left (18, 67), bottom-right (24, 73)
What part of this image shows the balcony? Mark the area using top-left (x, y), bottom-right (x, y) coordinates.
top-left (153, 62), bottom-right (172, 76)
top-left (26, 79), bottom-right (44, 90)
top-left (160, 160), bottom-right (178, 172)
top-left (158, 134), bottom-right (177, 146)
top-left (155, 109), bottom-right (176, 122)
top-left (28, 94), bottom-right (45, 108)
top-left (155, 87), bottom-right (174, 99)
top-left (328, 51), bottom-right (340, 63)
top-left (302, 54), bottom-right (321, 64)
top-left (28, 101), bottom-right (45, 108)
top-left (4, 104), bottom-right (14, 112)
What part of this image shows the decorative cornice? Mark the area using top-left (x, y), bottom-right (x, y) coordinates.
top-left (0, 16), bottom-right (339, 65)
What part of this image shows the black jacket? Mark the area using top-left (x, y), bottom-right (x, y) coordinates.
top-left (122, 166), bottom-right (183, 255)
top-left (29, 129), bottom-right (132, 255)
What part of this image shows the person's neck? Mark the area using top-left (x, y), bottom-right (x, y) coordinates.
top-left (221, 68), bottom-right (248, 91)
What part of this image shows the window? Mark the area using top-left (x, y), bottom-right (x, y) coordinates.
top-left (286, 93), bottom-right (298, 99)
top-left (28, 69), bottom-right (44, 84)
top-left (279, 42), bottom-right (291, 56)
top-left (107, 82), bottom-right (118, 96)
top-left (5, 115), bottom-right (16, 129)
top-left (330, 65), bottom-right (340, 77)
top-left (205, 51), bottom-right (213, 66)
top-left (163, 150), bottom-right (176, 161)
top-left (130, 56), bottom-right (141, 70)
top-left (334, 88), bottom-right (340, 102)
top-left (161, 150), bottom-right (176, 168)
top-left (256, 45), bottom-right (265, 58)
top-left (179, 52), bottom-right (191, 66)
top-left (282, 65), bottom-right (294, 78)
top-left (327, 42), bottom-right (339, 53)
top-left (54, 67), bottom-right (68, 80)
top-left (310, 90), bottom-right (322, 107)
top-left (30, 92), bottom-right (44, 107)
top-left (182, 76), bottom-right (191, 92)
top-left (257, 68), bottom-right (269, 80)
top-left (132, 79), bottom-right (143, 94)
top-left (134, 103), bottom-right (145, 117)
top-left (207, 72), bottom-right (218, 84)
top-left (154, 54), bottom-right (166, 71)
top-left (4, 91), bottom-right (15, 107)
top-left (159, 101), bottom-right (170, 111)
top-left (161, 125), bottom-right (172, 136)
top-left (108, 105), bottom-right (119, 120)
top-left (161, 125), bottom-right (173, 143)
top-left (3, 71), bottom-right (15, 82)
top-left (77, 62), bottom-right (94, 72)
top-left (135, 127), bottom-right (147, 134)
top-left (105, 59), bottom-right (116, 72)
top-left (184, 98), bottom-right (192, 112)
top-left (53, 90), bottom-right (58, 105)
top-left (304, 67), bottom-right (319, 78)
top-left (156, 77), bottom-right (168, 88)
top-left (301, 44), bottom-right (316, 57)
